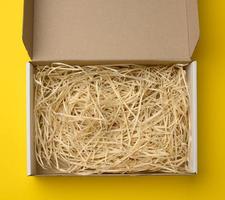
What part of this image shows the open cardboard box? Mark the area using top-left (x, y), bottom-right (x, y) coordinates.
top-left (23, 0), bottom-right (199, 176)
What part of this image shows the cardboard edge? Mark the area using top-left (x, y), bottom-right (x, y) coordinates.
top-left (186, 61), bottom-right (198, 174)
top-left (26, 62), bottom-right (35, 176)
top-left (185, 0), bottom-right (200, 57)
top-left (22, 0), bottom-right (34, 58)
top-left (30, 59), bottom-right (191, 66)
top-left (31, 172), bottom-right (196, 177)
top-left (26, 62), bottom-right (31, 175)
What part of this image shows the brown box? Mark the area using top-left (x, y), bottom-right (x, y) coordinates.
top-left (24, 0), bottom-right (199, 176)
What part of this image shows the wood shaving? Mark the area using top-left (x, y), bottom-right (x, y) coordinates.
top-left (34, 63), bottom-right (190, 175)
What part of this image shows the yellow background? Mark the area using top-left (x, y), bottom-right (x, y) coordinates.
top-left (0, 0), bottom-right (224, 199)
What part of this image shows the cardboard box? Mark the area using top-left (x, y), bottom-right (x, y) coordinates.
top-left (23, 0), bottom-right (199, 176)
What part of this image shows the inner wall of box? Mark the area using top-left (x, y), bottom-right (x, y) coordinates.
top-left (31, 0), bottom-right (193, 61)
top-left (27, 61), bottom-right (197, 176)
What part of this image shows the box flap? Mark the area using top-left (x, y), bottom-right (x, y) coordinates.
top-left (22, 0), bottom-right (199, 62)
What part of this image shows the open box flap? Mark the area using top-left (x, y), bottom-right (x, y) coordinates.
top-left (22, 0), bottom-right (199, 62)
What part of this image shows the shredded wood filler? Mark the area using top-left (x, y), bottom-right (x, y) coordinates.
top-left (34, 63), bottom-right (190, 175)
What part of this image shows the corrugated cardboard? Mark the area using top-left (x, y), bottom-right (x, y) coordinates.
top-left (23, 0), bottom-right (199, 62)
top-left (23, 0), bottom-right (199, 176)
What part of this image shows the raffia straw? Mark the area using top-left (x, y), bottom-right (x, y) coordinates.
top-left (34, 63), bottom-right (190, 175)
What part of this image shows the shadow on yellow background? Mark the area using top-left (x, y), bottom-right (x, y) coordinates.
top-left (0, 0), bottom-right (224, 199)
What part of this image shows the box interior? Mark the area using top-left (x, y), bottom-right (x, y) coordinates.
top-left (27, 61), bottom-right (197, 176)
